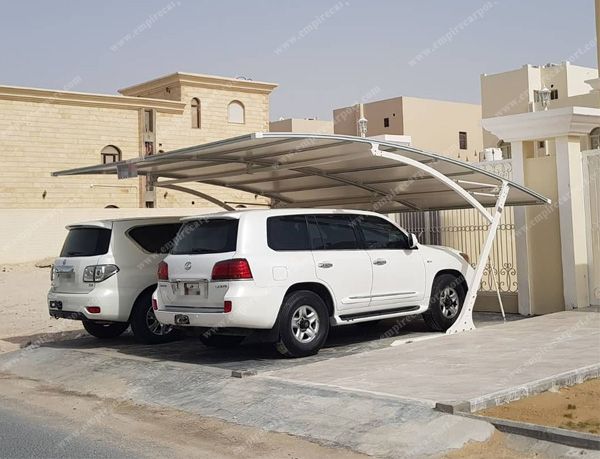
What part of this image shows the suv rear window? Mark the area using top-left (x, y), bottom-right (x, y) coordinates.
top-left (171, 219), bottom-right (238, 255)
top-left (267, 215), bottom-right (310, 251)
top-left (128, 223), bottom-right (182, 253)
top-left (60, 227), bottom-right (112, 257)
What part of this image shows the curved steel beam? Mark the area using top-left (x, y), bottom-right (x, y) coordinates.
top-left (371, 145), bottom-right (493, 222)
top-left (155, 183), bottom-right (235, 211)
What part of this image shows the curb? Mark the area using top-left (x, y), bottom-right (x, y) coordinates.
top-left (435, 364), bottom-right (600, 414)
top-left (460, 413), bottom-right (600, 451)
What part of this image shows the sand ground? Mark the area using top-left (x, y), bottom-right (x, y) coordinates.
top-left (481, 378), bottom-right (600, 435)
top-left (0, 262), bottom-right (84, 354)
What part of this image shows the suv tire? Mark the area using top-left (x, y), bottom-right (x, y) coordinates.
top-left (130, 290), bottom-right (181, 345)
top-left (275, 290), bottom-right (330, 358)
top-left (422, 273), bottom-right (465, 332)
top-left (82, 320), bottom-right (129, 339)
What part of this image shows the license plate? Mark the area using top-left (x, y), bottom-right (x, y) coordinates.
top-left (174, 314), bottom-right (190, 325)
top-left (49, 300), bottom-right (63, 310)
top-left (182, 282), bottom-right (202, 296)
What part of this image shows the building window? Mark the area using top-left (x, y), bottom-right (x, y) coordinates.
top-left (591, 127), bottom-right (600, 150)
top-left (459, 131), bottom-right (468, 150)
top-left (227, 100), bottom-right (245, 124)
top-left (101, 145), bottom-right (121, 164)
top-left (550, 89), bottom-right (558, 100)
top-left (383, 117), bottom-right (390, 128)
top-left (143, 109), bottom-right (154, 133)
top-left (538, 140), bottom-right (546, 149)
top-left (144, 141), bottom-right (154, 156)
top-left (191, 98), bottom-right (201, 129)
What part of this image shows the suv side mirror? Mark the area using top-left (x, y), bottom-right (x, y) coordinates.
top-left (408, 233), bottom-right (418, 249)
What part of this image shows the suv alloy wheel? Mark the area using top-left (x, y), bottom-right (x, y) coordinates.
top-left (275, 290), bottom-right (330, 358)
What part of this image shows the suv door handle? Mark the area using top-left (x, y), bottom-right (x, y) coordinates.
top-left (373, 259), bottom-right (387, 266)
top-left (318, 262), bottom-right (333, 269)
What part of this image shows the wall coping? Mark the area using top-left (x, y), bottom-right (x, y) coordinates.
top-left (0, 85), bottom-right (186, 113)
top-left (482, 106), bottom-right (600, 141)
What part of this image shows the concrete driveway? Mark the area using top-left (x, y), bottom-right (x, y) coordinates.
top-left (1, 310), bottom-right (598, 458)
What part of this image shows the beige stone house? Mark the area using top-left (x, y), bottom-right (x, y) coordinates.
top-left (481, 61), bottom-right (598, 156)
top-left (0, 72), bottom-right (277, 210)
top-left (480, 0), bottom-right (600, 313)
top-left (269, 117), bottom-right (333, 134)
top-left (333, 96), bottom-right (484, 162)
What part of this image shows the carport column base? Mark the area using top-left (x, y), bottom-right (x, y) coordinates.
top-left (447, 182), bottom-right (510, 334)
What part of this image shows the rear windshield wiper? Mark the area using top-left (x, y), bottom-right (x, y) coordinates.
top-left (64, 251), bottom-right (88, 256)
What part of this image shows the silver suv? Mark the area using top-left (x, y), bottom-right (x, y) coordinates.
top-left (48, 217), bottom-right (182, 343)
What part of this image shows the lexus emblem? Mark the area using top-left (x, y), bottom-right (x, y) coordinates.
top-left (184, 261), bottom-right (192, 271)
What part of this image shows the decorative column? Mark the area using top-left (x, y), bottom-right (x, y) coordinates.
top-left (555, 135), bottom-right (591, 309)
top-left (510, 140), bottom-right (533, 315)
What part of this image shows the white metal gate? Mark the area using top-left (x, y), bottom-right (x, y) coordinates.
top-left (394, 160), bottom-right (517, 295)
top-left (583, 150), bottom-right (600, 306)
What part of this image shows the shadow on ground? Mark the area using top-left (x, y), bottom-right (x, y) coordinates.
top-left (35, 312), bottom-right (525, 373)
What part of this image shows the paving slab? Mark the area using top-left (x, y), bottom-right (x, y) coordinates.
top-left (263, 310), bottom-right (600, 411)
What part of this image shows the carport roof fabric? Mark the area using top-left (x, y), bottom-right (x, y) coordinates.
top-left (53, 132), bottom-right (550, 213)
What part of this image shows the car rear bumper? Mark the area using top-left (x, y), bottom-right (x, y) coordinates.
top-left (154, 286), bottom-right (281, 330)
top-left (48, 309), bottom-right (86, 321)
top-left (47, 286), bottom-right (123, 322)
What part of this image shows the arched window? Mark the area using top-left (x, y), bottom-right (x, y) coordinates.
top-left (191, 98), bottom-right (201, 129)
top-left (101, 145), bottom-right (121, 164)
top-left (497, 140), bottom-right (512, 159)
top-left (591, 127), bottom-right (600, 150)
top-left (227, 100), bottom-right (245, 124)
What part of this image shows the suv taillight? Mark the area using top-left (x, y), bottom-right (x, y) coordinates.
top-left (211, 259), bottom-right (253, 280)
top-left (83, 264), bottom-right (119, 283)
top-left (158, 261), bottom-right (169, 281)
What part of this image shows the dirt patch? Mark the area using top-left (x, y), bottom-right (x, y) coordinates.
top-left (0, 262), bottom-right (83, 353)
top-left (445, 431), bottom-right (538, 458)
top-left (480, 378), bottom-right (600, 434)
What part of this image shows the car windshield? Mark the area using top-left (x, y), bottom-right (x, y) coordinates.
top-left (170, 219), bottom-right (238, 255)
top-left (60, 227), bottom-right (112, 257)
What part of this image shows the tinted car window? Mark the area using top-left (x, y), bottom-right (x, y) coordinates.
top-left (171, 219), bottom-right (238, 255)
top-left (307, 216), bottom-right (324, 250)
top-left (358, 215), bottom-right (410, 250)
top-left (60, 227), bottom-right (111, 257)
top-left (128, 223), bottom-right (182, 254)
top-left (313, 215), bottom-right (359, 250)
top-left (267, 216), bottom-right (310, 251)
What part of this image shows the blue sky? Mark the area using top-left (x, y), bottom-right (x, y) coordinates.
top-left (0, 0), bottom-right (597, 120)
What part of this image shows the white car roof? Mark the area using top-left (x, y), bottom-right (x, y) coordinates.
top-left (181, 208), bottom-right (386, 222)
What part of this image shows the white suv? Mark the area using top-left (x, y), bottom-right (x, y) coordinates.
top-left (48, 217), bottom-right (182, 344)
top-left (154, 209), bottom-right (473, 357)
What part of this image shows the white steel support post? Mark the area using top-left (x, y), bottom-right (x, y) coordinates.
top-left (372, 144), bottom-right (508, 335)
top-left (447, 182), bottom-right (510, 334)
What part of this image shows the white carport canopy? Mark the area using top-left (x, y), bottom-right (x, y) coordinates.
top-left (53, 132), bottom-right (549, 213)
top-left (53, 132), bottom-right (551, 334)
